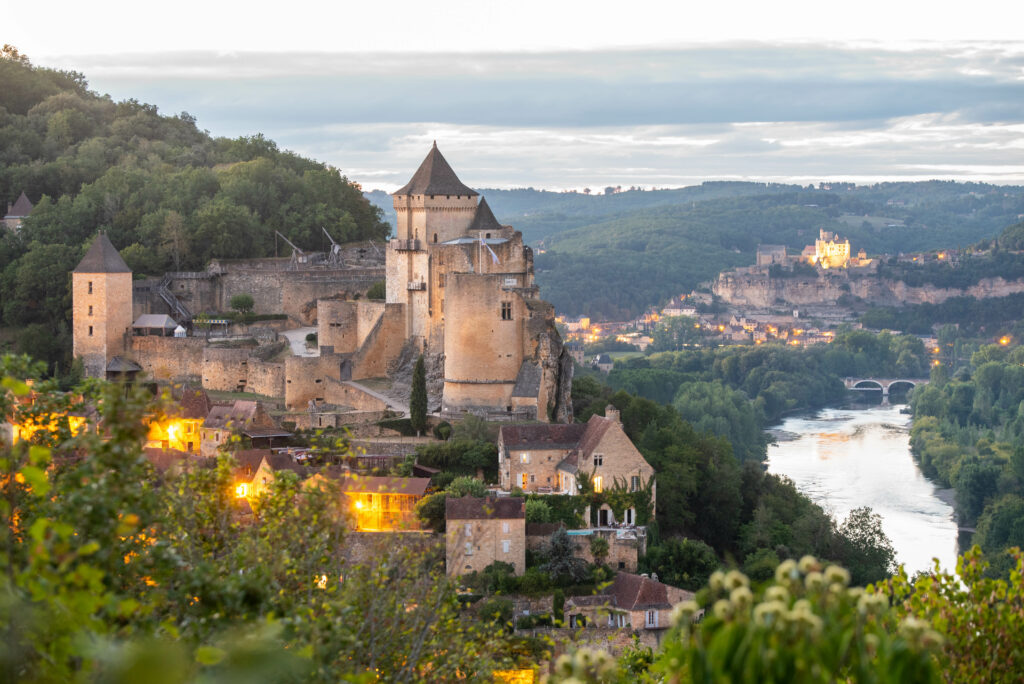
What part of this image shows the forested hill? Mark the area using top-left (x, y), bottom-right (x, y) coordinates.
top-left (0, 48), bottom-right (389, 371)
top-left (369, 181), bottom-right (1024, 319)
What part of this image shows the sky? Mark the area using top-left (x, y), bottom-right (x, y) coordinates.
top-left (9, 1), bottom-right (1024, 191)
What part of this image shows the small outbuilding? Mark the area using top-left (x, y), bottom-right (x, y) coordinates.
top-left (132, 314), bottom-right (178, 337)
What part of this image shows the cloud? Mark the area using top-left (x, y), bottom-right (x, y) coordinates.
top-left (28, 44), bottom-right (1024, 189)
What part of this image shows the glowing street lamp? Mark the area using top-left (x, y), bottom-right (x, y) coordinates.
top-left (1000, 336), bottom-right (1012, 346)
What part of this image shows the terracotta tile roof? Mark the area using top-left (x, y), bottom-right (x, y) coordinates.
top-left (576, 414), bottom-right (614, 461)
top-left (608, 573), bottom-right (672, 611)
top-left (74, 233), bottom-right (131, 273)
top-left (467, 197), bottom-right (503, 233)
top-left (203, 400), bottom-right (269, 430)
top-left (393, 142), bottom-right (477, 197)
top-left (232, 449), bottom-right (270, 478)
top-left (5, 191), bottom-right (32, 218)
top-left (566, 573), bottom-right (685, 614)
top-left (445, 496), bottom-right (525, 520)
top-left (176, 386), bottom-right (212, 420)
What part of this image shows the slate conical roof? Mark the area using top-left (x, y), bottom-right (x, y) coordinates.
top-left (394, 142), bottom-right (478, 197)
top-left (467, 197), bottom-right (503, 233)
top-left (74, 233), bottom-right (131, 273)
top-left (5, 191), bottom-right (32, 218)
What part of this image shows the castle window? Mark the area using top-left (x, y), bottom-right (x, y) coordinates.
top-left (631, 475), bottom-right (640, 491)
top-left (88, 305), bottom-right (93, 316)
top-left (502, 522), bottom-right (510, 534)
top-left (520, 452), bottom-right (530, 464)
top-left (87, 281), bottom-right (93, 294)
top-left (485, 233), bottom-right (491, 239)
top-left (593, 453), bottom-right (603, 467)
top-left (88, 326), bottom-right (93, 336)
top-left (433, 233), bottom-right (437, 243)
top-left (501, 302), bottom-right (512, 320)
top-left (502, 540), bottom-right (510, 554)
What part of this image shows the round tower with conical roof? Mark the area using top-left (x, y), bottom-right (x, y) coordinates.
top-left (72, 234), bottom-right (134, 378)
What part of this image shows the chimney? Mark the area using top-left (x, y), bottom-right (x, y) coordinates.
top-left (605, 405), bottom-right (620, 423)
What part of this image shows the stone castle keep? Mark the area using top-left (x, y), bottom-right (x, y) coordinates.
top-left (72, 144), bottom-right (573, 423)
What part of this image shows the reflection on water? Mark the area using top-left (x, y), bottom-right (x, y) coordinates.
top-left (766, 405), bottom-right (958, 576)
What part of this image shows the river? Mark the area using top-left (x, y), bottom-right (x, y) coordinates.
top-left (766, 404), bottom-right (959, 576)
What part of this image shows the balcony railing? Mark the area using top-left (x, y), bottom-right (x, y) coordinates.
top-left (390, 238), bottom-right (421, 251)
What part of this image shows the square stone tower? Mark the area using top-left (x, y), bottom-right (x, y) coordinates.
top-left (72, 234), bottom-right (133, 378)
top-left (388, 142), bottom-right (479, 344)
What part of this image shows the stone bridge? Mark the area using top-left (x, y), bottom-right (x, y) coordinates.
top-left (844, 377), bottom-right (929, 397)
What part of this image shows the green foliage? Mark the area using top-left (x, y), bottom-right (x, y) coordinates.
top-left (477, 596), bottom-right (514, 629)
top-left (446, 476), bottom-right (488, 498)
top-left (0, 357), bottom-right (518, 680)
top-left (414, 491), bottom-right (448, 533)
top-left (410, 354), bottom-right (427, 436)
top-left (640, 537), bottom-right (720, 590)
top-left (414, 439), bottom-right (498, 482)
top-left (0, 55), bottom-right (388, 368)
top-left (525, 498), bottom-right (553, 523)
top-left (589, 535), bottom-right (610, 565)
top-left (432, 420), bottom-right (452, 440)
top-left (886, 546), bottom-right (1024, 683)
top-left (525, 493), bottom-right (586, 528)
top-left (230, 293), bottom-right (254, 314)
top-left (527, 185), bottom-right (1024, 319)
top-left (652, 560), bottom-right (942, 684)
top-left (541, 528), bottom-right (589, 585)
top-left (365, 279), bottom-right (386, 300)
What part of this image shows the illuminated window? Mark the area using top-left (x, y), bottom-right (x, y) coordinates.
top-left (521, 473), bottom-right (528, 488)
top-left (520, 453), bottom-right (530, 464)
top-left (501, 302), bottom-right (512, 320)
top-left (593, 476), bottom-right (603, 493)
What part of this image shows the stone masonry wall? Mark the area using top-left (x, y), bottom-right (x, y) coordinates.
top-left (129, 336), bottom-right (205, 381)
top-left (202, 347), bottom-right (252, 392)
top-left (246, 359), bottom-right (285, 397)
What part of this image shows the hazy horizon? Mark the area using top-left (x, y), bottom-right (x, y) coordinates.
top-left (11, 2), bottom-right (1024, 191)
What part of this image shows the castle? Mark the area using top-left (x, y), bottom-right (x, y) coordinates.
top-left (71, 144), bottom-right (573, 423)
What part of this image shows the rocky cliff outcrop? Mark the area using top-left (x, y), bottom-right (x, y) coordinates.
top-left (714, 271), bottom-right (1024, 309)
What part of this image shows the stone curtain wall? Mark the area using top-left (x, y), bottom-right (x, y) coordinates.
top-left (130, 336), bottom-right (205, 381)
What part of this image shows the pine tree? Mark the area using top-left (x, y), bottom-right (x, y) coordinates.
top-left (410, 354), bottom-right (427, 436)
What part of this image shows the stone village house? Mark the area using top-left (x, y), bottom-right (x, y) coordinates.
top-left (497, 406), bottom-right (655, 527)
top-left (445, 497), bottom-right (526, 576)
top-left (565, 572), bottom-right (695, 647)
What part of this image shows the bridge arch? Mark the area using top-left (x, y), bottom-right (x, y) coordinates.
top-left (852, 380), bottom-right (884, 391)
top-left (887, 380), bottom-right (918, 395)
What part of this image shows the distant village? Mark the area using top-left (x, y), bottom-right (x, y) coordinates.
top-left (561, 228), bottom-right (972, 370)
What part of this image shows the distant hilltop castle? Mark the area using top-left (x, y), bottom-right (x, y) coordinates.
top-left (756, 229), bottom-right (872, 271)
top-left (71, 144), bottom-right (573, 424)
